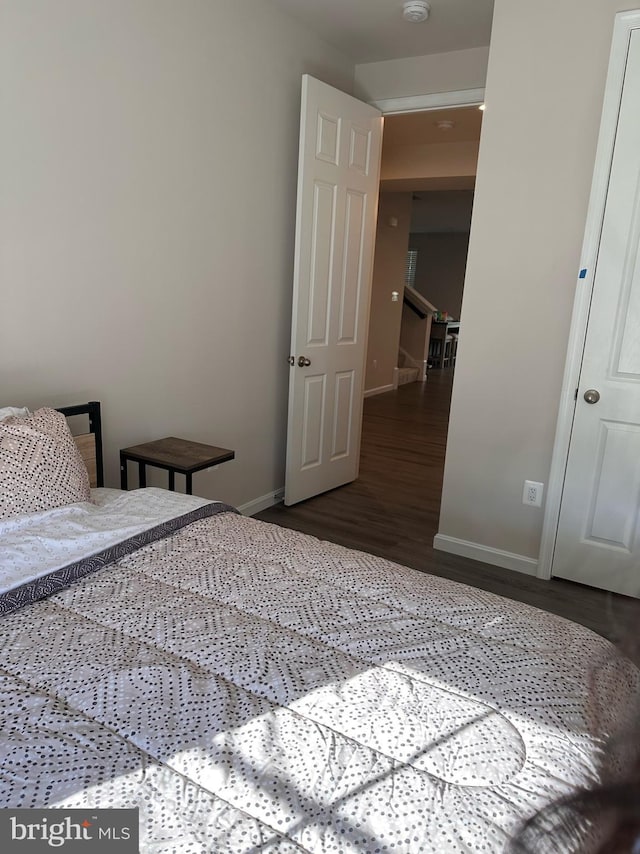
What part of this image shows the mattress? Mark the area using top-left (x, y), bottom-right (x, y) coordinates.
top-left (0, 489), bottom-right (637, 853)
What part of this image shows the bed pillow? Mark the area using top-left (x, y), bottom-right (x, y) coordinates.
top-left (0, 407), bottom-right (91, 519)
top-left (0, 406), bottom-right (30, 422)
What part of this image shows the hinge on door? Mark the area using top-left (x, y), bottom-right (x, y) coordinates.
top-left (287, 356), bottom-right (295, 366)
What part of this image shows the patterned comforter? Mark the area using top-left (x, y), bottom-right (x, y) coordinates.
top-left (0, 490), bottom-right (638, 852)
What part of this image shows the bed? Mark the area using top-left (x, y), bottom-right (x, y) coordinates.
top-left (0, 402), bottom-right (638, 853)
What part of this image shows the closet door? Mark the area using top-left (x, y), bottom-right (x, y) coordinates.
top-left (553, 18), bottom-right (640, 597)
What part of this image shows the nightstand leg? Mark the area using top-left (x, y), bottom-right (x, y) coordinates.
top-left (138, 462), bottom-right (146, 488)
top-left (168, 470), bottom-right (175, 491)
top-left (186, 473), bottom-right (192, 495)
top-left (120, 455), bottom-right (128, 490)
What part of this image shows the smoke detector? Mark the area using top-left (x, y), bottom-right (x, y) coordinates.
top-left (402, 1), bottom-right (431, 23)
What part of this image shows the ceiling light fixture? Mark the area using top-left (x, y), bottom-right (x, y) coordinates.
top-left (402, 1), bottom-right (431, 23)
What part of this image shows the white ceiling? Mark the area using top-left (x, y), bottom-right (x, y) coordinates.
top-left (383, 105), bottom-right (483, 147)
top-left (267, 0), bottom-right (495, 64)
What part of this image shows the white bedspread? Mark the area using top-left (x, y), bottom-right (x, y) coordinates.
top-left (0, 487), bottom-right (213, 594)
top-left (1, 499), bottom-right (638, 852)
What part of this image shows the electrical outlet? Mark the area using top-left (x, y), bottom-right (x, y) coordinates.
top-left (372, 359), bottom-right (377, 369)
top-left (522, 480), bottom-right (544, 507)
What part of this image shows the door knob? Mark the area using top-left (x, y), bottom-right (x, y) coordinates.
top-left (287, 356), bottom-right (295, 366)
top-left (583, 389), bottom-right (600, 404)
top-left (297, 356), bottom-right (311, 367)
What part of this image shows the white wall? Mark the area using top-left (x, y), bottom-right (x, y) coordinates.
top-left (354, 46), bottom-right (490, 102)
top-left (437, 0), bottom-right (634, 565)
top-left (381, 141), bottom-right (478, 184)
top-left (410, 190), bottom-right (474, 234)
top-left (409, 233), bottom-right (469, 321)
top-left (0, 0), bottom-right (353, 510)
top-left (365, 193), bottom-right (413, 392)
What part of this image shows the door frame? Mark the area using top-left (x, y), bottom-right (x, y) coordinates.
top-left (537, 9), bottom-right (640, 581)
top-left (370, 87), bottom-right (485, 115)
top-left (363, 87), bottom-right (484, 399)
top-left (279, 83), bottom-right (484, 509)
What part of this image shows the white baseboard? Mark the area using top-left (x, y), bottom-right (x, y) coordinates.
top-left (238, 488), bottom-right (284, 516)
top-left (363, 383), bottom-right (395, 398)
top-left (433, 534), bottom-right (538, 576)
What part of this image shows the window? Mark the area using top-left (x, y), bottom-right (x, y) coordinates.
top-left (405, 249), bottom-right (418, 287)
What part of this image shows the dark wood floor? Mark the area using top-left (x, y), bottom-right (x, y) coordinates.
top-left (256, 370), bottom-right (639, 642)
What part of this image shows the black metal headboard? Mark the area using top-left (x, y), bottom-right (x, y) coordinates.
top-left (56, 401), bottom-right (104, 487)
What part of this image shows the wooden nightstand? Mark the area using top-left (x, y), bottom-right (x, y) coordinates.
top-left (120, 437), bottom-right (235, 494)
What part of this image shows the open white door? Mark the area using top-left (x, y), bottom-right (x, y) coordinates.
top-left (284, 75), bottom-right (382, 506)
top-left (552, 23), bottom-right (640, 598)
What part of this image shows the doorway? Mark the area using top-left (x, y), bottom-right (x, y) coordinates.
top-left (283, 81), bottom-right (484, 508)
top-left (364, 104), bottom-right (481, 397)
top-left (361, 105), bottom-right (480, 524)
